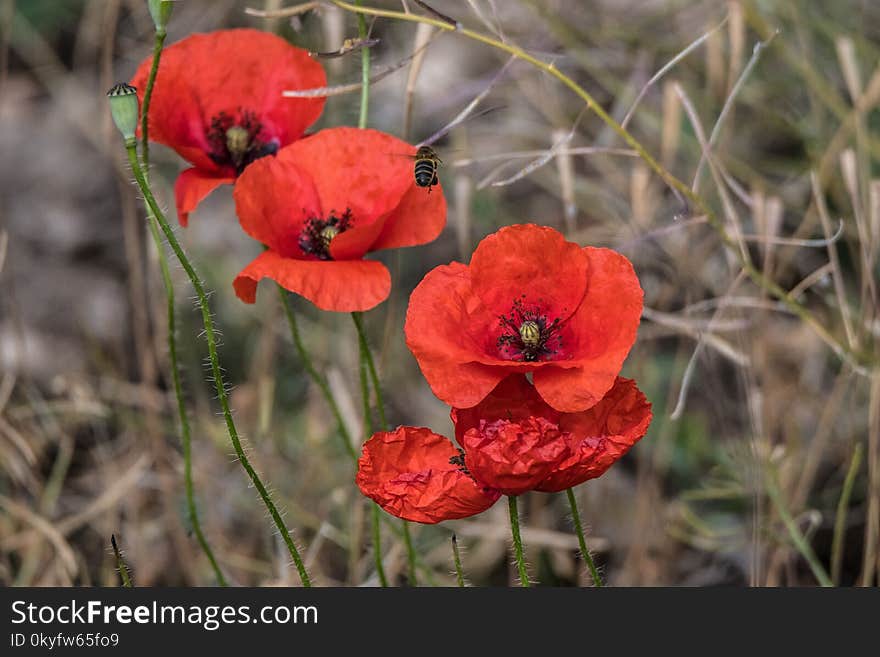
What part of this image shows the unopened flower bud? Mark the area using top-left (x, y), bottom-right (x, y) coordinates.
top-left (148, 0), bottom-right (174, 33)
top-left (107, 82), bottom-right (139, 143)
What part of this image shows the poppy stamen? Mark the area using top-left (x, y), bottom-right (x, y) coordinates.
top-left (299, 209), bottom-right (354, 260)
top-left (497, 297), bottom-right (562, 362)
top-left (207, 109), bottom-right (279, 175)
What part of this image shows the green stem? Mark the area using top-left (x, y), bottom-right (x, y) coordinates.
top-left (124, 143), bottom-right (311, 587)
top-left (565, 488), bottom-right (602, 587)
top-left (329, 0), bottom-right (875, 372)
top-left (357, 338), bottom-right (388, 587)
top-left (764, 468), bottom-right (833, 587)
top-left (451, 534), bottom-right (465, 587)
top-left (140, 28), bottom-right (166, 171)
top-left (401, 519), bottom-right (418, 586)
top-left (137, 23), bottom-right (226, 586)
top-left (110, 534), bottom-right (133, 587)
top-left (355, 0), bottom-right (369, 128)
top-left (370, 503), bottom-right (388, 587)
top-left (351, 312), bottom-right (387, 430)
top-left (352, 311), bottom-right (417, 585)
top-left (278, 288), bottom-right (357, 460)
top-left (507, 496), bottom-right (530, 587)
top-left (145, 214), bottom-right (227, 586)
top-left (831, 444), bottom-right (863, 585)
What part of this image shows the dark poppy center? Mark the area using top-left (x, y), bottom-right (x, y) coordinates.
top-left (207, 109), bottom-right (278, 175)
top-left (497, 297), bottom-right (562, 362)
top-left (299, 209), bottom-right (354, 260)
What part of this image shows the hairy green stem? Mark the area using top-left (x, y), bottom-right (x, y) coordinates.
top-left (137, 25), bottom-right (226, 586)
top-left (145, 214), bottom-right (227, 586)
top-left (355, 0), bottom-right (370, 128)
top-left (451, 534), bottom-right (465, 587)
top-left (565, 488), bottom-right (602, 587)
top-left (329, 0), bottom-right (874, 372)
top-left (507, 496), bottom-right (530, 587)
top-left (124, 144), bottom-right (310, 587)
top-left (140, 28), bottom-right (166, 171)
top-left (353, 311), bottom-right (417, 584)
top-left (111, 535), bottom-right (132, 587)
top-left (278, 288), bottom-right (357, 460)
top-left (357, 339), bottom-right (389, 587)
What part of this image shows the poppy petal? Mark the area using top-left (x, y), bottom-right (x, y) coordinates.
top-left (233, 250), bottom-right (391, 312)
top-left (451, 374), bottom-right (560, 445)
top-left (532, 246), bottom-right (643, 412)
top-left (233, 154), bottom-right (321, 256)
top-left (357, 426), bottom-right (500, 524)
top-left (371, 181), bottom-right (447, 252)
top-left (131, 29), bottom-right (325, 168)
top-left (174, 168), bottom-right (235, 227)
top-left (469, 224), bottom-right (590, 320)
top-left (461, 416), bottom-right (570, 495)
top-left (282, 128), bottom-right (414, 226)
top-left (536, 377), bottom-right (652, 492)
top-left (405, 262), bottom-right (508, 407)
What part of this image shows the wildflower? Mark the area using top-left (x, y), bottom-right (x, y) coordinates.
top-left (451, 374), bottom-right (652, 493)
top-left (358, 375), bottom-right (651, 522)
top-left (130, 29), bottom-right (326, 225)
top-left (405, 224), bottom-right (644, 412)
top-left (356, 426), bottom-right (500, 524)
top-left (233, 127), bottom-right (446, 312)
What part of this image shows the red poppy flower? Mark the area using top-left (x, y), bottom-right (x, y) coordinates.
top-left (356, 426), bottom-right (500, 524)
top-left (451, 374), bottom-right (652, 493)
top-left (405, 224), bottom-right (643, 412)
top-left (130, 29), bottom-right (326, 225)
top-left (232, 127), bottom-right (446, 312)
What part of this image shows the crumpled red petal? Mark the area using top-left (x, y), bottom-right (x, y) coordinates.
top-left (469, 224), bottom-right (589, 320)
top-left (357, 426), bottom-right (500, 524)
top-left (461, 416), bottom-right (569, 495)
top-left (371, 180), bottom-right (447, 252)
top-left (233, 250), bottom-right (391, 311)
top-left (536, 377), bottom-right (652, 492)
top-left (451, 374), bottom-right (559, 444)
top-left (131, 29), bottom-right (325, 170)
top-left (532, 247), bottom-right (643, 412)
top-left (174, 168), bottom-right (235, 227)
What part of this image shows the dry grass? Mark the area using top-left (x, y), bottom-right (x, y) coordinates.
top-left (0, 0), bottom-right (877, 586)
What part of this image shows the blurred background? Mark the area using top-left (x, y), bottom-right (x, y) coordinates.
top-left (1, 0), bottom-right (878, 586)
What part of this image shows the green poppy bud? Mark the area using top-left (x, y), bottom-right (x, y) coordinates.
top-left (107, 82), bottom-right (139, 143)
top-left (148, 0), bottom-right (174, 33)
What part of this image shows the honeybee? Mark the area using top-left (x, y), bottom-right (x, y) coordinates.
top-left (413, 146), bottom-right (442, 192)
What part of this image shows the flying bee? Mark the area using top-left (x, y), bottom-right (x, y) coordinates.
top-left (393, 105), bottom-right (502, 194)
top-left (413, 146), bottom-right (442, 192)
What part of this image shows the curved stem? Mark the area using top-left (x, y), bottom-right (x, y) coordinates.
top-left (565, 488), bottom-right (602, 587)
top-left (401, 519), bottom-right (418, 586)
top-left (329, 0), bottom-right (874, 372)
top-left (137, 24), bottom-right (226, 586)
top-left (139, 28), bottom-right (166, 171)
top-left (355, 0), bottom-right (370, 128)
top-left (507, 495), bottom-right (530, 587)
top-left (370, 503), bottom-right (388, 587)
top-left (451, 534), bottom-right (465, 587)
top-left (145, 214), bottom-right (227, 586)
top-left (278, 288), bottom-right (357, 460)
top-left (124, 144), bottom-right (311, 587)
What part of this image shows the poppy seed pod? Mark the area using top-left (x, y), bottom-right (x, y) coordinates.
top-left (107, 83), bottom-right (139, 143)
top-left (148, 0), bottom-right (174, 33)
